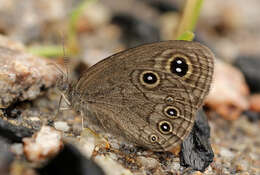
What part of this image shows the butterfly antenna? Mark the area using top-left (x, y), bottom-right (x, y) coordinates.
top-left (61, 32), bottom-right (70, 83)
top-left (47, 62), bottom-right (66, 77)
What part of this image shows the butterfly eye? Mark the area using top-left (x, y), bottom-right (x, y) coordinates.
top-left (56, 75), bottom-right (69, 92)
top-left (140, 71), bottom-right (160, 88)
top-left (169, 56), bottom-right (189, 77)
top-left (149, 134), bottom-right (158, 143)
top-left (158, 121), bottom-right (172, 134)
top-left (164, 106), bottom-right (179, 118)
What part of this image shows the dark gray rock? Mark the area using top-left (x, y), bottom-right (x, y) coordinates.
top-left (0, 117), bottom-right (34, 142)
top-left (142, 0), bottom-right (179, 13)
top-left (0, 136), bottom-right (14, 175)
top-left (243, 110), bottom-right (260, 122)
top-left (180, 109), bottom-right (214, 172)
top-left (37, 143), bottom-right (105, 175)
top-left (234, 55), bottom-right (260, 93)
top-left (111, 13), bottom-right (160, 48)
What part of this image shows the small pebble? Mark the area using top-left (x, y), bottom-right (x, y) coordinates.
top-left (29, 117), bottom-right (41, 122)
top-left (171, 162), bottom-right (181, 171)
top-left (54, 121), bottom-right (70, 132)
top-left (10, 143), bottom-right (23, 155)
top-left (191, 171), bottom-right (203, 175)
top-left (94, 155), bottom-right (133, 175)
top-left (219, 148), bottom-right (234, 158)
top-left (235, 163), bottom-right (245, 172)
top-left (136, 156), bottom-right (159, 170)
top-left (23, 126), bottom-right (63, 162)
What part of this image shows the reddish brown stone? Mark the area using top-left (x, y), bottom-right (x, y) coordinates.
top-left (249, 94), bottom-right (260, 112)
top-left (205, 60), bottom-right (250, 120)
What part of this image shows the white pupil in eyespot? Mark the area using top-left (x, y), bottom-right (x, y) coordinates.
top-left (147, 76), bottom-right (153, 80)
top-left (176, 68), bottom-right (182, 72)
top-left (177, 60), bottom-right (182, 64)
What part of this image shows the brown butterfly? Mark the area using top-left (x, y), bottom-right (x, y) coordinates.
top-left (56, 40), bottom-right (214, 151)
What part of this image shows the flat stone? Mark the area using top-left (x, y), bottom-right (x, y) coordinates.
top-left (0, 35), bottom-right (58, 108)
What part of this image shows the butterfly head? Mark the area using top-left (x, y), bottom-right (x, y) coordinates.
top-left (56, 72), bottom-right (70, 94)
top-left (48, 62), bottom-right (71, 95)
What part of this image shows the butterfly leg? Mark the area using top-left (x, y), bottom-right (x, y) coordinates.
top-left (80, 110), bottom-right (85, 130)
top-left (53, 94), bottom-right (71, 121)
top-left (82, 127), bottom-right (111, 155)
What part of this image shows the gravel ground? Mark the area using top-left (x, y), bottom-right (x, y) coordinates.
top-left (0, 0), bottom-right (259, 175)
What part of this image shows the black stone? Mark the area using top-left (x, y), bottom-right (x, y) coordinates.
top-left (111, 13), bottom-right (160, 48)
top-left (37, 143), bottom-right (105, 175)
top-left (234, 55), bottom-right (260, 93)
top-left (0, 117), bottom-right (34, 142)
top-left (180, 109), bottom-right (214, 172)
top-left (243, 110), bottom-right (260, 122)
top-left (2, 103), bottom-right (22, 118)
top-left (142, 0), bottom-right (179, 13)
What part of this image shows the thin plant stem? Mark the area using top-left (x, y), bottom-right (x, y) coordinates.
top-left (176, 0), bottom-right (204, 41)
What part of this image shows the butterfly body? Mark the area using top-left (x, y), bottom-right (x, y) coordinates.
top-left (58, 40), bottom-right (214, 151)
